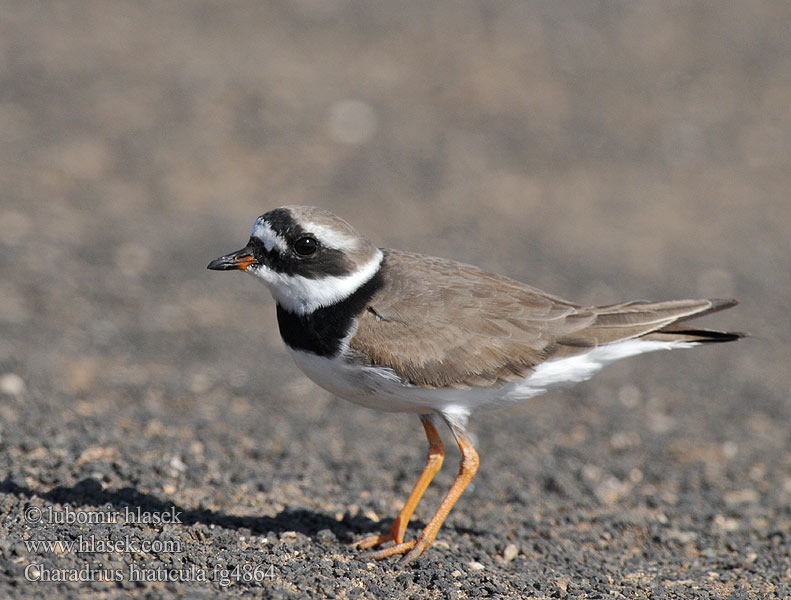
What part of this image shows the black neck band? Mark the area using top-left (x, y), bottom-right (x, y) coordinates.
top-left (276, 262), bottom-right (385, 357)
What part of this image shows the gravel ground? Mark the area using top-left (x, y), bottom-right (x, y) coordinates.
top-left (1, 2), bottom-right (790, 598)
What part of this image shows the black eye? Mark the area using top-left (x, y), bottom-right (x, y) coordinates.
top-left (293, 236), bottom-right (318, 256)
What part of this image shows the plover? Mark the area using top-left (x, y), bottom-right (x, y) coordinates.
top-left (208, 206), bottom-right (742, 563)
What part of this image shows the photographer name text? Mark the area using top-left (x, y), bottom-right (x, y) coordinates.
top-left (24, 505), bottom-right (182, 525)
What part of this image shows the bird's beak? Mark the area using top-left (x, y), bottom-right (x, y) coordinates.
top-left (207, 247), bottom-right (258, 271)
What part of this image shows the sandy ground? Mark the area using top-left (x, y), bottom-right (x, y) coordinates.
top-left (1, 2), bottom-right (790, 598)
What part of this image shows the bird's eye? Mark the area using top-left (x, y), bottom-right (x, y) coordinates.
top-left (294, 236), bottom-right (318, 256)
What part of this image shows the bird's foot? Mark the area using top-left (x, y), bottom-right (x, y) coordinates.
top-left (353, 530), bottom-right (397, 551)
top-left (354, 532), bottom-right (432, 564)
top-left (352, 517), bottom-right (407, 551)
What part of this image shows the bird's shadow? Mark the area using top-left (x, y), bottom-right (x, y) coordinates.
top-left (0, 476), bottom-right (388, 543)
top-left (1, 475), bottom-right (485, 543)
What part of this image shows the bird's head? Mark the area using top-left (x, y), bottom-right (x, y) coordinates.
top-left (208, 206), bottom-right (382, 315)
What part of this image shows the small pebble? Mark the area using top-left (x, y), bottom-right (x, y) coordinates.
top-left (316, 529), bottom-right (336, 544)
top-left (503, 543), bottom-right (519, 563)
top-left (280, 531), bottom-right (298, 543)
top-left (468, 561), bottom-right (485, 572)
top-left (0, 373), bottom-right (25, 396)
top-left (168, 456), bottom-right (187, 473)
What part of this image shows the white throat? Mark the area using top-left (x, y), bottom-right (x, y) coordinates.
top-left (248, 249), bottom-right (383, 315)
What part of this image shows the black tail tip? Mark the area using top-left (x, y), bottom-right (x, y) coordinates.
top-left (710, 330), bottom-right (748, 343)
top-left (681, 329), bottom-right (748, 343)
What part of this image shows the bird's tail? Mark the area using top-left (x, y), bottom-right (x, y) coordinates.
top-left (640, 299), bottom-right (746, 344)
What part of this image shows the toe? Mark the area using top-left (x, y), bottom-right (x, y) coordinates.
top-left (363, 540), bottom-right (417, 560)
top-left (354, 532), bottom-right (393, 550)
top-left (399, 539), bottom-right (429, 565)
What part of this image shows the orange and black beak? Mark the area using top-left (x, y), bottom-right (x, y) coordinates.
top-left (207, 247), bottom-right (258, 271)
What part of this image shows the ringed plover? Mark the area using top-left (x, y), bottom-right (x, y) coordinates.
top-left (208, 206), bottom-right (743, 564)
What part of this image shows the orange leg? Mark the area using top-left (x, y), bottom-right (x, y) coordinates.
top-left (363, 417), bottom-right (479, 564)
top-left (356, 414), bottom-right (445, 549)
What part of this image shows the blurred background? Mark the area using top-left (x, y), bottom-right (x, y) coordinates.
top-left (0, 1), bottom-right (789, 595)
top-left (2, 0), bottom-right (788, 401)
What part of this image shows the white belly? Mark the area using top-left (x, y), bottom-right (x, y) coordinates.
top-left (285, 339), bottom-right (696, 417)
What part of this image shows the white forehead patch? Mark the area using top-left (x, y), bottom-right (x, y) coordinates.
top-left (251, 218), bottom-right (288, 253)
top-left (304, 222), bottom-right (358, 252)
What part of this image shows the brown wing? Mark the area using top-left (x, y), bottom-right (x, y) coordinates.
top-left (348, 250), bottom-right (740, 389)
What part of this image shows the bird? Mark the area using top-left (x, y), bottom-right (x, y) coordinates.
top-left (207, 206), bottom-right (743, 564)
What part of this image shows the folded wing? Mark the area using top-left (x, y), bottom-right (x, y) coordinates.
top-left (349, 250), bottom-right (743, 389)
